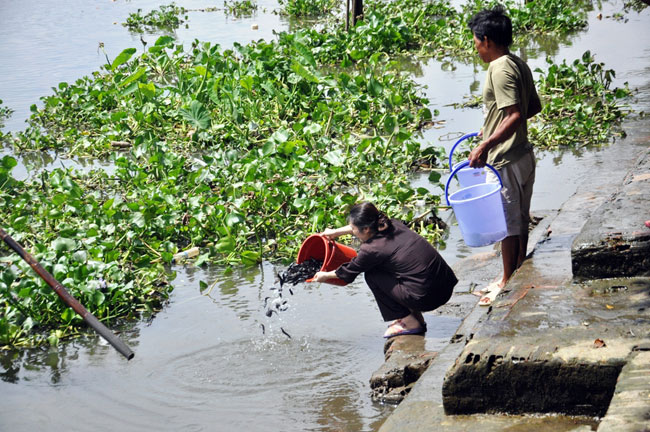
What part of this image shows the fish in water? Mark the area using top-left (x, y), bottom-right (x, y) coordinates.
top-left (278, 258), bottom-right (323, 287)
top-left (280, 327), bottom-right (292, 339)
top-left (260, 323), bottom-right (265, 335)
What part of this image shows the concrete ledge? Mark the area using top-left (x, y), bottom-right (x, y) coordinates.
top-left (572, 149), bottom-right (650, 278)
top-left (370, 335), bottom-right (437, 404)
top-left (442, 337), bottom-right (626, 416)
top-left (598, 350), bottom-right (650, 431)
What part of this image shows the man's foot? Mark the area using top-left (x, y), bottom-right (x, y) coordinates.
top-left (473, 279), bottom-right (503, 297)
top-left (479, 286), bottom-right (502, 306)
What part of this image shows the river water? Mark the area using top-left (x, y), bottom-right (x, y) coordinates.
top-left (0, 1), bottom-right (648, 431)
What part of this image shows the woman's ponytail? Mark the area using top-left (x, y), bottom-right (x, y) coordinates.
top-left (377, 211), bottom-right (392, 232)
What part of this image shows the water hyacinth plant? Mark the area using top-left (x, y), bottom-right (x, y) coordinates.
top-left (123, 4), bottom-right (189, 32)
top-left (0, 99), bottom-right (12, 141)
top-left (277, 0), bottom-right (339, 17)
top-left (530, 51), bottom-right (631, 149)
top-left (1, 34), bottom-right (441, 347)
top-left (0, 0), bottom-right (627, 348)
top-left (224, 0), bottom-right (258, 17)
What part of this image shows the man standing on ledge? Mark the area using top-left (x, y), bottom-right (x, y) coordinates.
top-left (467, 6), bottom-right (542, 306)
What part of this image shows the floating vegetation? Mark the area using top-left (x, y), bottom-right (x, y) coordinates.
top-left (224, 0), bottom-right (258, 17)
top-left (277, 0), bottom-right (338, 17)
top-left (530, 51), bottom-right (632, 149)
top-left (0, 156), bottom-right (173, 347)
top-left (122, 4), bottom-right (188, 32)
top-left (0, 99), bottom-right (12, 141)
top-left (0, 0), bottom-right (617, 348)
top-left (622, 0), bottom-right (649, 13)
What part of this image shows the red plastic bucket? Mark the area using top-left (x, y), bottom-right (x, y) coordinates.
top-left (296, 234), bottom-right (357, 286)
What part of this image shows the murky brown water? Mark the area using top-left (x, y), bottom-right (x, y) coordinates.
top-left (1, 0), bottom-right (648, 430)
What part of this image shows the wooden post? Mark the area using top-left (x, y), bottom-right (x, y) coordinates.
top-left (345, 0), bottom-right (350, 32)
top-left (352, 0), bottom-right (363, 26)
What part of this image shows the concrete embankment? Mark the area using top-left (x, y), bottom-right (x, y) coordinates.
top-left (378, 126), bottom-right (650, 430)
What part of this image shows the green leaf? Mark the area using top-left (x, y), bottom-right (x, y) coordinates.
top-left (72, 251), bottom-right (87, 263)
top-left (179, 100), bottom-right (211, 130)
top-left (199, 280), bottom-right (208, 292)
top-left (216, 237), bottom-right (235, 253)
top-left (384, 115), bottom-right (397, 134)
top-left (239, 75), bottom-right (254, 91)
top-left (139, 82), bottom-right (156, 98)
top-left (111, 48), bottom-right (137, 71)
top-left (261, 141), bottom-right (275, 157)
top-left (154, 35), bottom-right (174, 47)
top-left (130, 212), bottom-right (145, 228)
top-left (1, 156), bottom-right (17, 170)
top-left (293, 42), bottom-right (317, 68)
top-left (428, 171), bottom-right (441, 182)
top-left (291, 61), bottom-right (319, 83)
top-left (118, 67), bottom-right (147, 89)
top-left (368, 77), bottom-right (383, 97)
top-left (323, 150), bottom-right (344, 166)
top-left (195, 253), bottom-right (210, 267)
top-left (226, 213), bottom-right (244, 227)
top-left (53, 238), bottom-right (76, 253)
top-left (303, 123), bottom-right (322, 135)
top-left (91, 290), bottom-right (105, 306)
top-left (61, 308), bottom-right (74, 322)
top-left (240, 250), bottom-right (260, 265)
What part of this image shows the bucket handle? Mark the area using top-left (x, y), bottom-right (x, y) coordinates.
top-left (445, 161), bottom-right (502, 206)
top-left (448, 132), bottom-right (479, 170)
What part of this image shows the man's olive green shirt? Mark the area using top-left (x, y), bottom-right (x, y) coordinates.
top-left (482, 53), bottom-right (538, 169)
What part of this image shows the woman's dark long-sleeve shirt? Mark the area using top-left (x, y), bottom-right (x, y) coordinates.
top-left (334, 219), bottom-right (457, 300)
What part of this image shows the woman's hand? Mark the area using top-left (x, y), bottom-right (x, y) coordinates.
top-left (310, 270), bottom-right (337, 282)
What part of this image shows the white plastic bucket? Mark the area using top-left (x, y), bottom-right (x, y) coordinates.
top-left (448, 132), bottom-right (486, 188)
top-left (445, 161), bottom-right (507, 247)
top-left (451, 161), bottom-right (487, 187)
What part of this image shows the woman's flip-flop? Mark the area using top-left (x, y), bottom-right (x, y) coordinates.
top-left (479, 287), bottom-right (502, 306)
top-left (383, 320), bottom-right (426, 338)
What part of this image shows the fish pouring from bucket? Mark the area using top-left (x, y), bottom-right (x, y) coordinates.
top-left (262, 258), bottom-right (324, 319)
top-left (278, 258), bottom-right (323, 287)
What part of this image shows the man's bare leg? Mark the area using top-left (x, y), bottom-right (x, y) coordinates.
top-left (500, 235), bottom-right (520, 287)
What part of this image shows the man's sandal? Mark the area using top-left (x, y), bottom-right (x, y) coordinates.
top-left (479, 287), bottom-right (501, 306)
top-left (473, 280), bottom-right (501, 297)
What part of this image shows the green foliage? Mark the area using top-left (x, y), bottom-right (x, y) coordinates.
top-left (463, 0), bottom-right (589, 34)
top-left (530, 51), bottom-right (631, 149)
top-left (0, 99), bottom-right (13, 142)
top-left (0, 156), bottom-right (173, 347)
top-left (224, 0), bottom-right (258, 17)
top-left (123, 4), bottom-right (188, 32)
top-left (1, 0), bottom-right (620, 348)
top-left (278, 0), bottom-right (338, 17)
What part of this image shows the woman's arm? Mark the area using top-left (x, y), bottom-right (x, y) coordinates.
top-left (321, 225), bottom-right (353, 239)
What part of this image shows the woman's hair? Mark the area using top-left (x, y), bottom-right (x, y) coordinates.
top-left (468, 5), bottom-right (513, 48)
top-left (347, 202), bottom-right (393, 233)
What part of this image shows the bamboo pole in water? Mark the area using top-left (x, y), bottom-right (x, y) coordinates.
top-left (0, 228), bottom-right (135, 360)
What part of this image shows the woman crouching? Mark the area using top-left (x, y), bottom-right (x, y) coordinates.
top-left (311, 202), bottom-right (458, 338)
